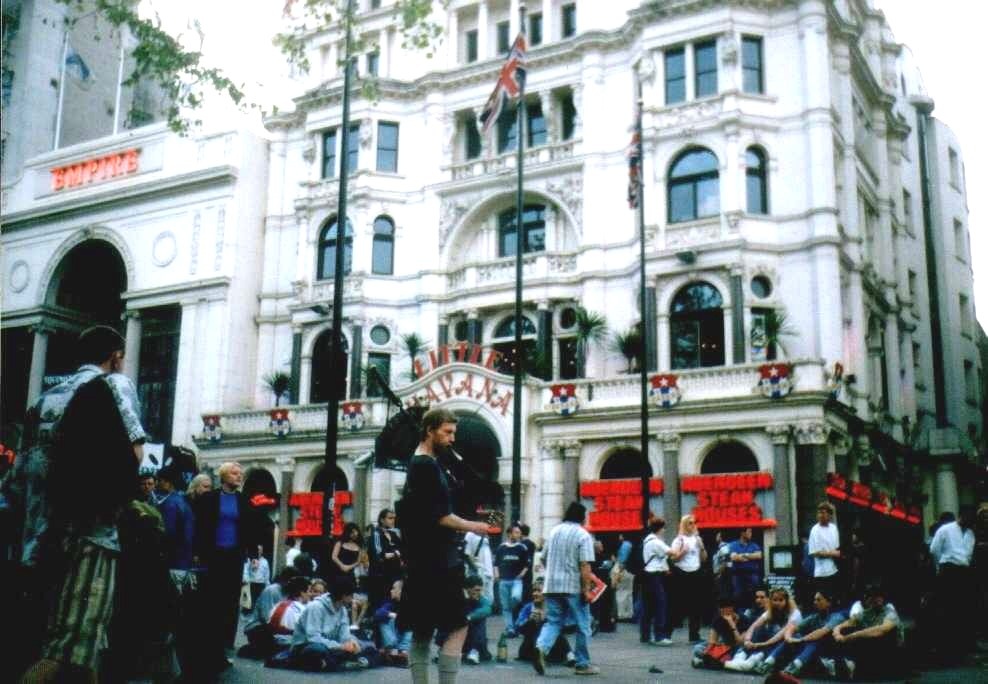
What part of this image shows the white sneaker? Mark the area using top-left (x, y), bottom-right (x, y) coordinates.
top-left (566, 651), bottom-right (576, 666)
top-left (657, 638), bottom-right (673, 646)
top-left (739, 652), bottom-right (764, 672)
top-left (724, 655), bottom-right (748, 672)
top-left (844, 658), bottom-right (856, 680)
top-left (819, 657), bottom-right (836, 678)
top-left (466, 649), bottom-right (480, 665)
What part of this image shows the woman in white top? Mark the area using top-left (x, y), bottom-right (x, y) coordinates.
top-left (641, 517), bottom-right (673, 645)
top-left (724, 586), bottom-right (802, 672)
top-left (668, 515), bottom-right (709, 642)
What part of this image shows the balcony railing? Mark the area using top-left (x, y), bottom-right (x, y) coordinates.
top-left (447, 251), bottom-right (578, 292)
top-left (448, 139), bottom-right (576, 181)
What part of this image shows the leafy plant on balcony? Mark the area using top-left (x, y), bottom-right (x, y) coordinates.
top-left (612, 326), bottom-right (643, 374)
top-left (763, 308), bottom-right (797, 360)
top-left (399, 332), bottom-right (428, 382)
top-left (263, 371), bottom-right (292, 406)
top-left (574, 308), bottom-right (609, 378)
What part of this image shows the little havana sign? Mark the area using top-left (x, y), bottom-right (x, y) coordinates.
top-left (405, 343), bottom-right (514, 416)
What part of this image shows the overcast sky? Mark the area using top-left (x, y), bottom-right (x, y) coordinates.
top-left (146, 0), bottom-right (984, 327)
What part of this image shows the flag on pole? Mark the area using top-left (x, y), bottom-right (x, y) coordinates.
top-left (627, 109), bottom-right (642, 208)
top-left (65, 45), bottom-right (94, 90)
top-left (478, 34), bottom-right (527, 136)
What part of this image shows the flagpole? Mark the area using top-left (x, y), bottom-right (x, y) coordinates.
top-left (510, 2), bottom-right (527, 527)
top-left (54, 29), bottom-right (69, 148)
top-left (636, 97), bottom-right (650, 528)
top-left (112, 30), bottom-right (127, 135)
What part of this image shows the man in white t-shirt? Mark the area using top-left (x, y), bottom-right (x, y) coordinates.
top-left (831, 583), bottom-right (901, 679)
top-left (928, 506), bottom-right (977, 663)
top-left (807, 502), bottom-right (840, 602)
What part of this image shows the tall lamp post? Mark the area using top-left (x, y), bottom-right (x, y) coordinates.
top-left (323, 0), bottom-right (356, 545)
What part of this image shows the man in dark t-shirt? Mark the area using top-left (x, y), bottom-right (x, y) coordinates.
top-left (397, 408), bottom-right (489, 684)
top-left (494, 524), bottom-right (529, 635)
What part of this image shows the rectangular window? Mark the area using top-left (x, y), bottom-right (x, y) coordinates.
top-left (376, 121), bottom-right (399, 172)
top-left (530, 12), bottom-right (543, 46)
top-left (497, 105), bottom-right (517, 154)
top-left (562, 4), bottom-right (577, 38)
top-left (321, 128), bottom-right (337, 178)
top-left (466, 29), bottom-right (478, 63)
top-left (948, 147), bottom-right (960, 187)
top-left (742, 36), bottom-right (763, 94)
top-left (464, 117), bottom-right (482, 160)
top-left (964, 360), bottom-right (976, 402)
top-left (497, 21), bottom-right (510, 55)
top-left (559, 338), bottom-right (578, 379)
top-left (528, 100), bottom-right (547, 146)
top-left (954, 218), bottom-right (966, 261)
top-left (960, 294), bottom-right (971, 335)
top-left (665, 47), bottom-right (685, 104)
top-left (366, 51), bottom-right (379, 77)
top-left (694, 40), bottom-right (718, 98)
top-left (366, 353), bottom-right (391, 398)
top-left (560, 91), bottom-right (576, 140)
top-left (346, 123), bottom-right (360, 173)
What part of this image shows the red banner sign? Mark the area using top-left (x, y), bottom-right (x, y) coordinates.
top-left (580, 478), bottom-right (664, 532)
top-left (826, 473), bottom-right (921, 525)
top-left (681, 472), bottom-right (776, 528)
top-left (51, 148), bottom-right (140, 191)
top-left (285, 490), bottom-right (353, 537)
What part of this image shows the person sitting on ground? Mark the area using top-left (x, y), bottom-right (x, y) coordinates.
top-left (739, 586), bottom-right (770, 632)
top-left (517, 581), bottom-right (575, 665)
top-left (308, 578), bottom-right (327, 598)
top-left (240, 567), bottom-right (300, 658)
top-left (269, 576), bottom-right (315, 648)
top-left (373, 579), bottom-right (412, 666)
top-left (725, 586), bottom-right (802, 672)
top-left (830, 583), bottom-right (902, 680)
top-left (755, 590), bottom-right (845, 676)
top-left (691, 596), bottom-right (745, 668)
top-left (289, 575), bottom-right (381, 672)
top-left (461, 575), bottom-right (494, 664)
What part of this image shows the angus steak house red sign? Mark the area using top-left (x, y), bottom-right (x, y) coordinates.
top-left (50, 148), bottom-right (141, 191)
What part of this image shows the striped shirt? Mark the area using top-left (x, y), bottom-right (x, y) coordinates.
top-left (542, 521), bottom-right (595, 595)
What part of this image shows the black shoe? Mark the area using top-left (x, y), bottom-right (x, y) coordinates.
top-left (532, 648), bottom-right (546, 676)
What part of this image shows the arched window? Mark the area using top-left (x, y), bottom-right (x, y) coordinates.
top-left (668, 148), bottom-right (719, 223)
top-left (670, 281), bottom-right (725, 369)
top-left (311, 465), bottom-right (349, 493)
top-left (600, 447), bottom-right (653, 479)
top-left (746, 146), bottom-right (769, 214)
top-left (317, 217), bottom-right (353, 280)
top-left (492, 314), bottom-right (537, 374)
top-left (371, 215), bottom-right (394, 275)
top-left (498, 204), bottom-right (546, 257)
top-left (700, 441), bottom-right (759, 474)
top-left (310, 330), bottom-right (349, 402)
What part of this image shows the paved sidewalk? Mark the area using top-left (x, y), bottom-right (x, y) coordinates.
top-left (218, 616), bottom-right (988, 683)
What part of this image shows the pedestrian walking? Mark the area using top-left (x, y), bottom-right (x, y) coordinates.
top-left (396, 408), bottom-right (489, 684)
top-left (494, 523), bottom-right (529, 636)
top-left (531, 501), bottom-right (599, 676)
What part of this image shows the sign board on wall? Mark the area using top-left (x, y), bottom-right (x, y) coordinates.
top-left (681, 472), bottom-right (777, 528)
top-left (580, 478), bottom-right (664, 532)
top-left (286, 491), bottom-right (353, 537)
top-left (34, 141), bottom-right (165, 198)
top-left (403, 344), bottom-right (515, 417)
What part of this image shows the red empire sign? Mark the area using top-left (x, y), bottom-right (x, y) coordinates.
top-left (580, 478), bottom-right (664, 532)
top-left (285, 490), bottom-right (353, 537)
top-left (681, 472), bottom-right (776, 528)
top-left (50, 148), bottom-right (141, 191)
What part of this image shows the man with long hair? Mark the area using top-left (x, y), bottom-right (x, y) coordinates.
top-left (397, 408), bottom-right (489, 684)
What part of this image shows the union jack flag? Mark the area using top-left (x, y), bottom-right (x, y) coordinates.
top-left (478, 34), bottom-right (527, 136)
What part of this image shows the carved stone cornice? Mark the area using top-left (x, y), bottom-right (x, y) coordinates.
top-left (765, 424), bottom-right (791, 445)
top-left (657, 431), bottom-right (681, 451)
top-left (795, 421), bottom-right (831, 446)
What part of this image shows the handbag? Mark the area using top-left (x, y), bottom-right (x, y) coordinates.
top-left (239, 583), bottom-right (252, 611)
top-left (701, 643), bottom-right (732, 669)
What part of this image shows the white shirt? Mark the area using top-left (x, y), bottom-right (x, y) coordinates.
top-left (643, 533), bottom-right (671, 573)
top-left (464, 531), bottom-right (494, 578)
top-left (929, 521), bottom-right (975, 568)
top-left (672, 534), bottom-right (704, 573)
top-left (286, 546), bottom-right (301, 568)
top-left (542, 521), bottom-right (595, 595)
top-left (808, 522), bottom-right (839, 577)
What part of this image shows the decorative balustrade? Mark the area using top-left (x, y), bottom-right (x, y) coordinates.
top-left (446, 251), bottom-right (578, 291)
top-left (448, 139), bottom-right (576, 181)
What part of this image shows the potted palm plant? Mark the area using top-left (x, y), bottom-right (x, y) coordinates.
top-left (399, 332), bottom-right (428, 381)
top-left (763, 308), bottom-right (796, 360)
top-left (263, 371), bottom-right (292, 406)
top-left (573, 308), bottom-right (608, 378)
top-left (612, 326), bottom-right (643, 374)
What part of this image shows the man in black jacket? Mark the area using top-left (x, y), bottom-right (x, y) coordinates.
top-left (192, 462), bottom-right (264, 673)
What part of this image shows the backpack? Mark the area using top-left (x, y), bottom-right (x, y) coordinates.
top-left (622, 537), bottom-right (646, 576)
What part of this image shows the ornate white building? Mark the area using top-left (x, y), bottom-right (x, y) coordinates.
top-left (2, 1), bottom-right (983, 573)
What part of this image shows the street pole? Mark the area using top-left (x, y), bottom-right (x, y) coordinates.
top-left (636, 98), bottom-right (650, 528)
top-left (324, 0), bottom-right (355, 545)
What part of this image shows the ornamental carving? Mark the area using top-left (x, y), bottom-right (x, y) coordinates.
top-left (548, 254), bottom-right (577, 272)
top-left (658, 431), bottom-right (681, 450)
top-left (720, 33), bottom-right (740, 65)
top-left (765, 424), bottom-right (791, 445)
top-left (636, 53), bottom-right (656, 82)
top-left (795, 421), bottom-right (830, 445)
top-left (545, 174), bottom-right (583, 233)
top-left (439, 197), bottom-right (472, 251)
top-left (655, 101), bottom-right (719, 130)
top-left (666, 223), bottom-right (720, 248)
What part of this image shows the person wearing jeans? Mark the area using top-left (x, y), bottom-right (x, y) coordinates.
top-left (494, 524), bottom-right (529, 636)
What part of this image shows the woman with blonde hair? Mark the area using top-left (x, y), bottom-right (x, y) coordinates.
top-left (724, 585), bottom-right (802, 672)
top-left (668, 515), bottom-right (708, 642)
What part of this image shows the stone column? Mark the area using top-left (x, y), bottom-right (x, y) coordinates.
top-left (290, 326), bottom-right (303, 404)
top-left (560, 439), bottom-right (581, 507)
top-left (353, 458), bottom-right (369, 530)
top-left (540, 91), bottom-right (555, 144)
top-left (657, 313), bottom-right (670, 371)
top-left (935, 462), bottom-right (959, 517)
top-left (766, 424), bottom-right (794, 544)
top-left (446, 8), bottom-right (458, 68)
top-left (274, 456), bottom-right (295, 574)
top-left (730, 267), bottom-right (746, 364)
top-left (645, 286), bottom-right (658, 372)
top-left (794, 421), bottom-right (831, 538)
top-left (537, 302), bottom-right (552, 380)
top-left (659, 431), bottom-right (681, 528)
top-left (509, 0), bottom-right (520, 39)
top-left (350, 322), bottom-right (363, 398)
top-left (123, 310), bottom-right (142, 381)
top-left (437, 317), bottom-right (449, 347)
top-left (477, 0), bottom-right (489, 61)
top-left (466, 309), bottom-right (482, 347)
top-left (27, 324), bottom-right (51, 408)
top-left (572, 84), bottom-right (583, 140)
top-left (379, 28), bottom-right (391, 77)
top-left (541, 0), bottom-right (553, 43)
top-left (540, 440), bottom-right (565, 535)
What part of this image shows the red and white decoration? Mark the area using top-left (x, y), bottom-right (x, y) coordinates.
top-left (549, 383), bottom-right (579, 416)
top-left (202, 414), bottom-right (222, 442)
top-left (341, 401), bottom-right (365, 431)
top-left (269, 408), bottom-right (291, 439)
top-left (649, 373), bottom-right (681, 408)
top-left (758, 363), bottom-right (793, 399)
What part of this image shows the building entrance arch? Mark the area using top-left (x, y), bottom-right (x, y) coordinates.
top-left (452, 411), bottom-right (504, 509)
top-left (600, 446), bottom-right (653, 479)
top-left (700, 441), bottom-right (759, 474)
